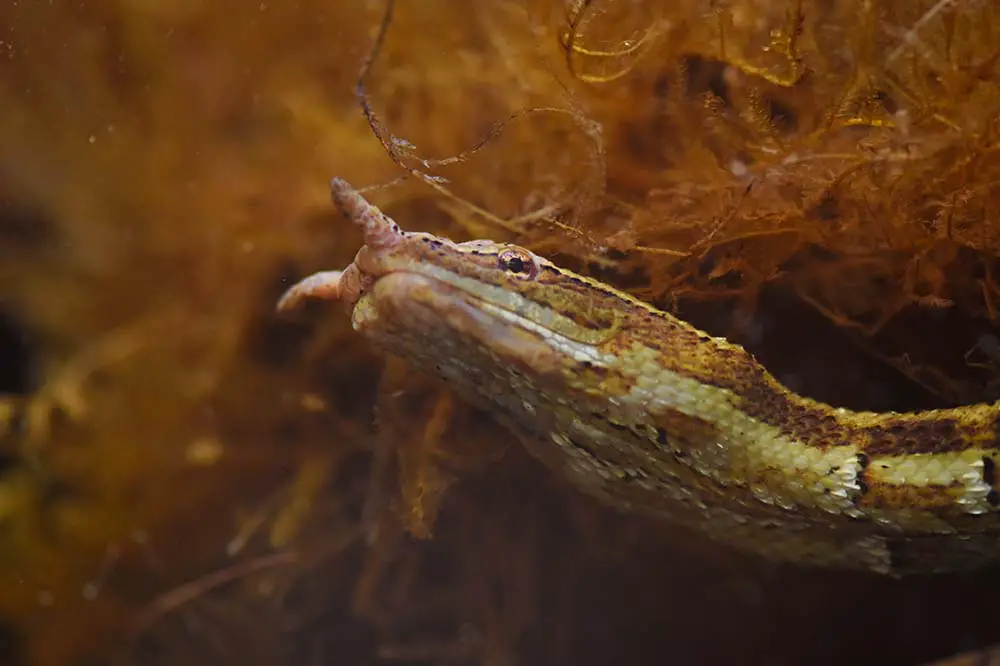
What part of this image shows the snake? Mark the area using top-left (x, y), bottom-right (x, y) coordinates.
top-left (277, 178), bottom-right (1000, 575)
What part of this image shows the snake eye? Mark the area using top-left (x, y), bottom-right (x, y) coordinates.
top-left (498, 247), bottom-right (538, 279)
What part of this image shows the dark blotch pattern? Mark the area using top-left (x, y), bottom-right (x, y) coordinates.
top-left (864, 418), bottom-right (963, 457)
top-left (626, 310), bottom-right (995, 459)
top-left (651, 408), bottom-right (722, 458)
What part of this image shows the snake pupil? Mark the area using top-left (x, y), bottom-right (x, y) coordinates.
top-left (505, 256), bottom-right (524, 273)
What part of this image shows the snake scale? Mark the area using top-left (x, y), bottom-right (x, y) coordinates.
top-left (278, 178), bottom-right (1000, 575)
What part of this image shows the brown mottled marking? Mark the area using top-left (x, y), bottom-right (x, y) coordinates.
top-left (524, 280), bottom-right (621, 331)
top-left (856, 481), bottom-right (968, 511)
top-left (651, 408), bottom-right (722, 454)
top-left (631, 317), bottom-right (857, 451)
top-left (864, 417), bottom-right (965, 456)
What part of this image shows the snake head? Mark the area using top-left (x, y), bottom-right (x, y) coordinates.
top-left (277, 178), bottom-right (636, 380)
top-left (279, 179), bottom-right (626, 336)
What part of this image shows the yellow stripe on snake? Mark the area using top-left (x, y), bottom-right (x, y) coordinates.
top-left (278, 178), bottom-right (1000, 575)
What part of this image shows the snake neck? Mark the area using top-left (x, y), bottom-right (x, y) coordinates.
top-left (588, 314), bottom-right (1000, 522)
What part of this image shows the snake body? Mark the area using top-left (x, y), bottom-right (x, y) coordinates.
top-left (279, 178), bottom-right (1000, 575)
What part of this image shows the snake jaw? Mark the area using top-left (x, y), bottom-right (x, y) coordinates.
top-left (355, 272), bottom-right (561, 375)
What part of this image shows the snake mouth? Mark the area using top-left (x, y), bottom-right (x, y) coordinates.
top-left (354, 271), bottom-right (562, 374)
